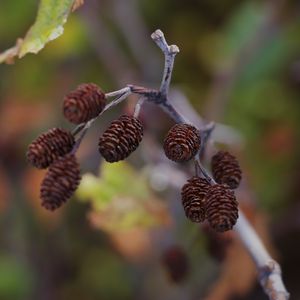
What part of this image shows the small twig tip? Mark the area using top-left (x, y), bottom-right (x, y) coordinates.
top-left (151, 29), bottom-right (164, 40)
top-left (170, 44), bottom-right (180, 53)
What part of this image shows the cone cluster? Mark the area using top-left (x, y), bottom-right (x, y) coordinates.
top-left (40, 154), bottom-right (81, 211)
top-left (99, 115), bottom-right (143, 162)
top-left (163, 124), bottom-right (200, 162)
top-left (27, 127), bottom-right (80, 211)
top-left (27, 128), bottom-right (75, 169)
top-left (181, 177), bottom-right (210, 223)
top-left (211, 150), bottom-right (242, 189)
top-left (27, 82), bottom-right (146, 211)
top-left (27, 80), bottom-right (243, 223)
top-left (63, 83), bottom-right (106, 124)
top-left (181, 178), bottom-right (239, 232)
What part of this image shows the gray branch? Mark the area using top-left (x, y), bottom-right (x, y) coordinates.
top-left (70, 28), bottom-right (289, 300)
top-left (234, 211), bottom-right (290, 300)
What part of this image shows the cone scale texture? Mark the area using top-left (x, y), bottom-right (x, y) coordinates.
top-left (98, 115), bottom-right (143, 162)
top-left (27, 128), bottom-right (75, 169)
top-left (63, 83), bottom-right (106, 124)
top-left (40, 154), bottom-right (81, 211)
top-left (181, 177), bottom-right (210, 222)
top-left (163, 124), bottom-right (200, 162)
top-left (206, 184), bottom-right (239, 232)
top-left (211, 151), bottom-right (242, 189)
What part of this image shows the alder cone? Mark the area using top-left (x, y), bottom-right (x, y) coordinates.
top-left (211, 151), bottom-right (242, 189)
top-left (98, 115), bottom-right (143, 162)
top-left (40, 154), bottom-right (81, 211)
top-left (181, 177), bottom-right (210, 222)
top-left (162, 245), bottom-right (189, 283)
top-left (63, 83), bottom-right (106, 124)
top-left (206, 184), bottom-right (238, 232)
top-left (163, 124), bottom-right (200, 162)
top-left (27, 128), bottom-right (75, 169)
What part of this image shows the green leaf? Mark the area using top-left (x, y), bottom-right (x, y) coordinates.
top-left (0, 0), bottom-right (82, 63)
top-left (19, 0), bottom-right (74, 58)
top-left (77, 161), bottom-right (150, 209)
top-left (0, 254), bottom-right (34, 299)
top-left (76, 162), bottom-right (169, 231)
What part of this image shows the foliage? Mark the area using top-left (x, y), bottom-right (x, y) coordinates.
top-left (0, 0), bottom-right (83, 64)
top-left (76, 161), bottom-right (169, 232)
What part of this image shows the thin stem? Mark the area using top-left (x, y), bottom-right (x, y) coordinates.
top-left (199, 122), bottom-right (215, 157)
top-left (194, 154), bottom-right (216, 184)
top-left (194, 160), bottom-right (200, 177)
top-left (71, 119), bottom-right (93, 154)
top-left (106, 86), bottom-right (131, 98)
top-left (159, 100), bottom-right (188, 124)
top-left (103, 89), bottom-right (132, 113)
top-left (151, 29), bottom-right (179, 97)
top-left (72, 123), bottom-right (86, 136)
top-left (133, 97), bottom-right (145, 118)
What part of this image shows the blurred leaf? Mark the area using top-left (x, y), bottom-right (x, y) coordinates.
top-left (0, 0), bottom-right (82, 63)
top-left (77, 161), bottom-right (171, 231)
top-left (109, 228), bottom-right (153, 262)
top-left (0, 254), bottom-right (34, 299)
top-left (77, 161), bottom-right (150, 209)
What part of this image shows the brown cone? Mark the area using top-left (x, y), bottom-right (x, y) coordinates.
top-left (162, 245), bottom-right (189, 284)
top-left (211, 151), bottom-right (242, 189)
top-left (181, 177), bottom-right (210, 222)
top-left (98, 115), bottom-right (143, 162)
top-left (63, 83), bottom-right (106, 124)
top-left (27, 128), bottom-right (75, 169)
top-left (206, 184), bottom-right (239, 232)
top-left (163, 124), bottom-right (200, 162)
top-left (40, 154), bottom-right (81, 211)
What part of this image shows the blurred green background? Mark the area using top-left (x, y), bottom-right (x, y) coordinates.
top-left (0, 0), bottom-right (300, 299)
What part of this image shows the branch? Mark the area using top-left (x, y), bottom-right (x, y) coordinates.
top-left (234, 211), bottom-right (290, 300)
top-left (150, 29), bottom-right (289, 300)
top-left (151, 30), bottom-right (179, 97)
top-left (128, 84), bottom-right (188, 123)
top-left (67, 28), bottom-right (289, 300)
